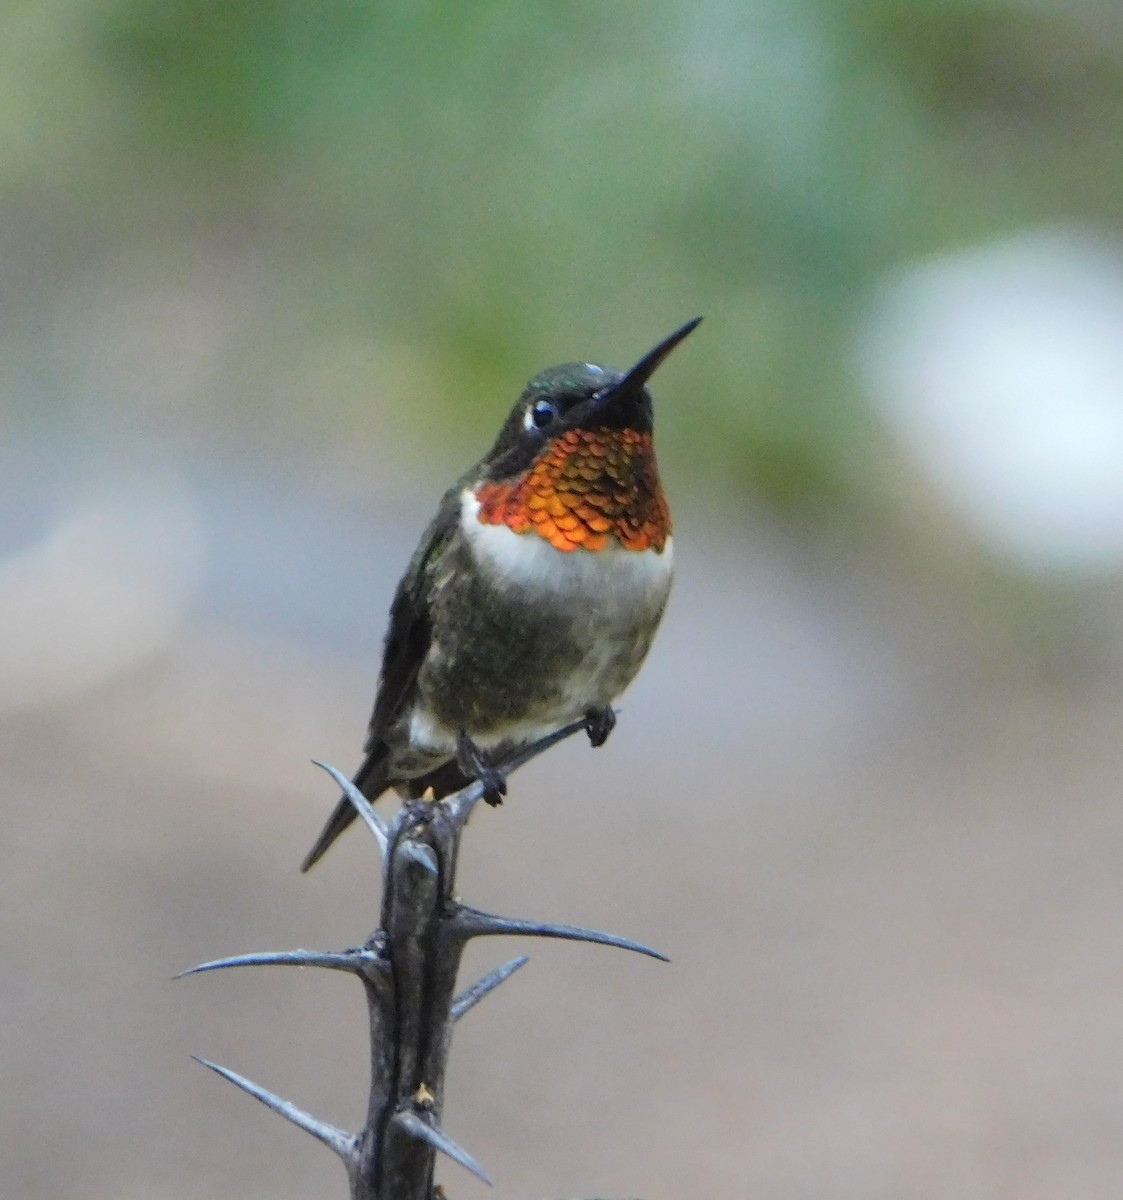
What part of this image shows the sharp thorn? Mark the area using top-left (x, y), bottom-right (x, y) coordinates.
top-left (448, 906), bottom-right (669, 962)
top-left (396, 838), bottom-right (439, 876)
top-left (176, 948), bottom-right (379, 979)
top-left (312, 759), bottom-right (389, 855)
top-left (393, 1109), bottom-right (493, 1186)
top-left (192, 1057), bottom-right (356, 1162)
top-left (451, 955), bottom-right (529, 1021)
top-left (499, 714), bottom-right (590, 772)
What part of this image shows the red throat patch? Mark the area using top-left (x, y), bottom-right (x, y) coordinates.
top-left (474, 428), bottom-right (671, 553)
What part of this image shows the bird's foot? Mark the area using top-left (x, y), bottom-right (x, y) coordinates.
top-left (457, 730), bottom-right (508, 807)
top-left (584, 706), bottom-right (616, 748)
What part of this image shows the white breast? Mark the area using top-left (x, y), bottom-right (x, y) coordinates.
top-left (459, 488), bottom-right (673, 605)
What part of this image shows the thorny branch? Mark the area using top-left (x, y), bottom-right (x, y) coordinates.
top-left (181, 715), bottom-right (668, 1198)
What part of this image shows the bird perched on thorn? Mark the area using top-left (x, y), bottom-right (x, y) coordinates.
top-left (301, 317), bottom-right (701, 871)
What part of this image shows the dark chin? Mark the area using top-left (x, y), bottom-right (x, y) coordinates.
top-left (587, 391), bottom-right (653, 433)
top-left (565, 381), bottom-right (654, 435)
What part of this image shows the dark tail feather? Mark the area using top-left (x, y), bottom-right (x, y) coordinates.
top-left (300, 751), bottom-right (387, 873)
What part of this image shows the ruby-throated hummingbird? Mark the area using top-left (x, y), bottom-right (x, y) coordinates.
top-left (301, 317), bottom-right (700, 871)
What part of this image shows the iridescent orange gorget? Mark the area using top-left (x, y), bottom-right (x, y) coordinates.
top-left (474, 427), bottom-right (671, 553)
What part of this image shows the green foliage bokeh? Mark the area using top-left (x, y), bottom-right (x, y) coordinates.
top-left (3, 0), bottom-right (1120, 519)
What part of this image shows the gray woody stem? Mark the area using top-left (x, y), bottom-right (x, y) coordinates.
top-left (182, 715), bottom-right (667, 1197)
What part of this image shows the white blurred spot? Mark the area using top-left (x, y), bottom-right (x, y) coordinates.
top-left (860, 228), bottom-right (1123, 575)
top-left (0, 474), bottom-right (204, 713)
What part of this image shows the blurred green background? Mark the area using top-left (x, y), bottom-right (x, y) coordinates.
top-left (9, 0), bottom-right (1122, 513)
top-left (4, 3), bottom-right (1123, 1199)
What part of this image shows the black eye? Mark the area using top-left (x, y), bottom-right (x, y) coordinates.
top-left (525, 398), bottom-right (559, 431)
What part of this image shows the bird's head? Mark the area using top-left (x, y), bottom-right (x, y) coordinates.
top-left (472, 318), bottom-right (700, 553)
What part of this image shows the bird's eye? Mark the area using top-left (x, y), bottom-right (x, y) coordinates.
top-left (524, 398), bottom-right (559, 431)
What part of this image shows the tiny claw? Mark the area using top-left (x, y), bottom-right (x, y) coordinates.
top-left (584, 706), bottom-right (616, 748)
top-left (456, 730), bottom-right (507, 806)
top-left (481, 771), bottom-right (507, 807)
top-left (442, 715), bottom-right (589, 825)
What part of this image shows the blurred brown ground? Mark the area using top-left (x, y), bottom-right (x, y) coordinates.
top-left (5, 508), bottom-right (1123, 1200)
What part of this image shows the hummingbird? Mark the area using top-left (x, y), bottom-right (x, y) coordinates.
top-left (300, 317), bottom-right (700, 871)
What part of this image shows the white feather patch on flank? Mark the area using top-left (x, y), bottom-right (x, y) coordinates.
top-left (458, 488), bottom-right (673, 601)
top-left (407, 701), bottom-right (559, 757)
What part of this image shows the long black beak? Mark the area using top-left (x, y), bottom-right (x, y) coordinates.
top-left (592, 316), bottom-right (702, 414)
